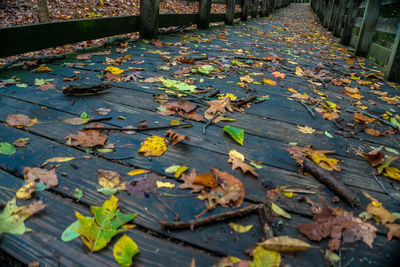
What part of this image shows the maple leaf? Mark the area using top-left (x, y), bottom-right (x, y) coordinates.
top-left (74, 195), bottom-right (137, 252)
top-left (360, 146), bottom-right (384, 167)
top-left (138, 136), bottom-right (167, 157)
top-left (66, 130), bottom-right (108, 147)
top-left (23, 167), bottom-right (58, 188)
top-left (228, 149), bottom-right (258, 177)
top-left (165, 129), bottom-right (190, 145)
top-left (0, 198), bottom-right (46, 235)
top-left (178, 168), bottom-right (204, 193)
top-left (6, 114), bottom-right (37, 128)
top-left (204, 97), bottom-right (232, 120)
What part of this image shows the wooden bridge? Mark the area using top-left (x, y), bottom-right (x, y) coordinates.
top-left (1, 0), bottom-right (400, 266)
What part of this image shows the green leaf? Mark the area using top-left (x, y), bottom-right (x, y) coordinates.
top-left (16, 83), bottom-right (27, 88)
top-left (385, 147), bottom-right (399, 155)
top-left (390, 117), bottom-right (400, 129)
top-left (80, 112), bottom-right (88, 119)
top-left (223, 126), bottom-right (244, 145)
top-left (97, 187), bottom-right (118, 196)
top-left (34, 78), bottom-right (45, 86)
top-left (220, 118), bottom-right (236, 122)
top-left (324, 131), bottom-right (333, 138)
top-left (191, 65), bottom-right (215, 75)
top-left (0, 142), bottom-right (16, 155)
top-left (161, 79), bottom-right (197, 93)
top-left (97, 148), bottom-right (114, 153)
top-left (73, 188), bottom-right (84, 200)
top-left (113, 234), bottom-right (139, 266)
top-left (0, 198), bottom-right (46, 235)
top-left (61, 220), bottom-right (81, 242)
top-left (74, 195), bottom-right (137, 252)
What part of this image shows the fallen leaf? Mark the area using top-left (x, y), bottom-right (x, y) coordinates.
top-left (385, 224), bottom-right (400, 241)
top-left (127, 169), bottom-right (151, 176)
top-left (271, 202), bottom-right (291, 219)
top-left (61, 220), bottom-right (81, 242)
top-left (98, 169), bottom-right (126, 190)
top-left (35, 66), bottom-right (52, 72)
top-left (16, 181), bottom-right (37, 200)
top-left (228, 149), bottom-right (258, 177)
top-left (138, 135), bottom-right (167, 157)
top-left (13, 138), bottom-right (29, 148)
top-left (6, 114), bottom-right (37, 128)
top-left (165, 129), bottom-right (190, 145)
top-left (193, 173), bottom-right (217, 187)
top-left (360, 146), bottom-right (384, 167)
top-left (272, 72), bottom-right (285, 79)
top-left (263, 78), bottom-right (277, 86)
top-left (258, 236), bottom-right (311, 252)
top-left (125, 173), bottom-right (159, 197)
top-left (66, 130), bottom-right (108, 147)
top-left (43, 156), bottom-right (76, 165)
top-left (105, 66), bottom-right (124, 74)
top-left (73, 188), bottom-right (84, 200)
top-left (23, 167), bottom-right (58, 188)
top-left (228, 222), bottom-right (253, 233)
top-left (223, 126), bottom-right (244, 145)
top-left (156, 181), bottom-right (175, 188)
top-left (295, 66), bottom-right (306, 77)
top-left (384, 166), bottom-right (400, 181)
top-left (204, 97), bottom-right (232, 120)
top-left (240, 75), bottom-right (254, 83)
top-left (113, 234), bottom-right (139, 267)
top-left (297, 125), bottom-right (315, 134)
top-left (365, 128), bottom-right (385, 137)
top-left (178, 168), bottom-right (204, 193)
top-left (97, 188), bottom-right (118, 196)
top-left (0, 198), bottom-right (46, 235)
top-left (0, 142), bottom-right (16, 155)
top-left (74, 195), bottom-right (137, 252)
top-left (252, 246), bottom-right (281, 267)
top-left (353, 113), bottom-right (374, 124)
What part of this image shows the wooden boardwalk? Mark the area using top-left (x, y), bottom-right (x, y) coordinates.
top-left (1, 3), bottom-right (400, 266)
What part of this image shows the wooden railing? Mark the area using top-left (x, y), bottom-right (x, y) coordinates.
top-left (0, 0), bottom-right (293, 58)
top-left (311, 0), bottom-right (400, 82)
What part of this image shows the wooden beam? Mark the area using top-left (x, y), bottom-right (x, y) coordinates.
top-left (252, 0), bottom-right (258, 18)
top-left (198, 0), bottom-right (212, 29)
top-left (226, 0), bottom-right (236, 25)
top-left (355, 0), bottom-right (380, 57)
top-left (333, 0), bottom-right (347, 37)
top-left (385, 25), bottom-right (400, 82)
top-left (139, 0), bottom-right (160, 39)
top-left (0, 16), bottom-right (140, 58)
top-left (340, 0), bottom-right (361, 45)
top-left (241, 0), bottom-right (250, 21)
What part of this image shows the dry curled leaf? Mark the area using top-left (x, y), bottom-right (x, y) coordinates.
top-left (360, 146), bottom-right (384, 167)
top-left (228, 149), bottom-right (258, 177)
top-left (23, 167), bottom-right (58, 188)
top-left (16, 181), bottom-right (37, 200)
top-left (364, 128), bottom-right (385, 137)
top-left (385, 224), bottom-right (400, 241)
top-left (258, 236), bottom-right (311, 252)
top-left (204, 97), bottom-right (232, 120)
top-left (193, 173), bottom-right (217, 187)
top-left (138, 135), bottom-right (167, 157)
top-left (363, 192), bottom-right (396, 224)
top-left (178, 168), bottom-right (204, 193)
top-left (165, 129), bottom-right (190, 145)
top-left (13, 138), bottom-right (29, 148)
top-left (6, 114), bottom-right (37, 128)
top-left (66, 130), bottom-right (108, 147)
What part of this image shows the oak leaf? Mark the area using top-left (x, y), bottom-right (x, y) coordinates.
top-left (165, 129), bottom-right (190, 145)
top-left (23, 167), bottom-right (58, 188)
top-left (138, 135), bottom-right (167, 157)
top-left (178, 168), bottom-right (204, 193)
top-left (228, 149), bottom-right (258, 177)
top-left (204, 97), bottom-right (232, 120)
top-left (66, 130), bottom-right (108, 147)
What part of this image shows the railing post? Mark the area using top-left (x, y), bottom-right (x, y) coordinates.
top-left (340, 0), bottom-right (360, 45)
top-left (323, 0), bottom-right (334, 28)
top-left (385, 25), bottom-right (400, 82)
top-left (328, 0), bottom-right (339, 31)
top-left (241, 0), bottom-right (249, 21)
top-left (355, 0), bottom-right (380, 57)
top-left (333, 0), bottom-right (347, 37)
top-left (260, 0), bottom-right (268, 17)
top-left (226, 0), bottom-right (236, 25)
top-left (252, 0), bottom-right (258, 18)
top-left (198, 0), bottom-right (212, 29)
top-left (139, 0), bottom-right (160, 39)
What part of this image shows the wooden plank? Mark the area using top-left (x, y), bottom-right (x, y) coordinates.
top-left (159, 13), bottom-right (197, 28)
top-left (0, 16), bottom-right (140, 58)
top-left (341, 0), bottom-right (361, 45)
top-left (333, 0), bottom-right (347, 37)
top-left (368, 41), bottom-right (393, 65)
top-left (0, 170), bottom-right (218, 266)
top-left (139, 0), bottom-right (160, 39)
top-left (386, 25), bottom-right (400, 82)
top-left (198, 0), bottom-right (212, 29)
top-left (355, 0), bottom-right (380, 57)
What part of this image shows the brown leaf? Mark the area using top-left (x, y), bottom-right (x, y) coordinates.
top-left (385, 224), bottom-right (400, 241)
top-left (65, 130), bottom-right (108, 147)
top-left (364, 128), bottom-right (385, 137)
top-left (353, 113), bottom-right (374, 124)
top-left (13, 138), bottom-right (29, 148)
top-left (228, 151), bottom-right (258, 177)
top-left (212, 168), bottom-right (245, 208)
top-left (363, 192), bottom-right (397, 224)
top-left (204, 97), bottom-right (233, 120)
top-left (178, 168), bottom-right (204, 193)
top-left (193, 173), bottom-right (217, 187)
top-left (23, 167), bottom-right (58, 188)
top-left (6, 114), bottom-right (33, 127)
top-left (63, 76), bottom-right (78, 82)
top-left (360, 146), bottom-right (384, 167)
top-left (126, 172), bottom-right (159, 197)
top-left (37, 84), bottom-right (55, 91)
top-left (150, 39), bottom-right (164, 47)
top-left (165, 129), bottom-right (190, 145)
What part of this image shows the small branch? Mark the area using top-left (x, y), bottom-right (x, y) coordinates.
top-left (84, 122), bottom-right (192, 132)
top-left (205, 89), bottom-right (220, 99)
top-left (87, 117), bottom-right (113, 123)
top-left (346, 109), bottom-right (398, 131)
top-left (159, 204), bottom-right (261, 230)
top-left (151, 191), bottom-right (180, 221)
top-left (373, 175), bottom-right (400, 202)
top-left (258, 203), bottom-right (274, 241)
top-left (62, 83), bottom-right (112, 96)
top-left (302, 158), bottom-right (358, 207)
top-left (293, 97), bottom-right (315, 117)
top-left (203, 112), bottom-right (221, 135)
top-left (234, 95), bottom-right (257, 107)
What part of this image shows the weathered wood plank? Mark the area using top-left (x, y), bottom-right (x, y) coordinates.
top-left (385, 25), bottom-right (400, 82)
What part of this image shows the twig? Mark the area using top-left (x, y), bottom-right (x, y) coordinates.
top-left (258, 203), bottom-right (274, 241)
top-left (87, 117), bottom-right (113, 123)
top-left (234, 95), bottom-right (257, 107)
top-left (84, 122), bottom-right (192, 132)
top-left (205, 89), bottom-right (220, 99)
top-left (301, 158), bottom-right (358, 206)
top-left (293, 97), bottom-right (315, 117)
top-left (151, 191), bottom-right (180, 221)
top-left (346, 109), bottom-right (398, 131)
top-left (62, 83), bottom-right (112, 96)
top-left (159, 204), bottom-right (261, 230)
top-left (373, 175), bottom-right (400, 202)
top-left (203, 112), bottom-right (221, 135)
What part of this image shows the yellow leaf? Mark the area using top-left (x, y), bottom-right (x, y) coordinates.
top-left (16, 181), bottom-right (37, 200)
top-left (288, 88), bottom-right (298, 94)
top-left (228, 222), bottom-right (253, 233)
top-left (297, 125), bottom-right (315, 134)
top-left (270, 202), bottom-right (291, 219)
top-left (36, 66), bottom-right (52, 72)
top-left (307, 149), bottom-right (342, 171)
top-left (295, 66), bottom-right (306, 77)
top-left (363, 192), bottom-right (397, 224)
top-left (138, 135), bottom-right (167, 157)
top-left (258, 236), bottom-right (311, 252)
top-left (384, 166), bottom-right (400, 181)
top-left (229, 149), bottom-right (245, 161)
top-left (98, 169), bottom-right (126, 190)
top-left (127, 169), bottom-right (150, 176)
top-left (43, 156), bottom-right (76, 165)
top-left (105, 66), bottom-right (124, 75)
top-left (218, 93), bottom-right (237, 101)
top-left (263, 78), bottom-right (277, 86)
top-left (113, 234), bottom-right (139, 267)
top-left (240, 75), bottom-right (254, 83)
top-left (253, 246), bottom-right (281, 267)
top-left (156, 181), bottom-right (175, 188)
top-left (175, 166), bottom-right (188, 178)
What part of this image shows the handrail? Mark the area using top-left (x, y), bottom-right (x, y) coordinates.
top-left (310, 0), bottom-right (400, 82)
top-left (0, 0), bottom-right (294, 58)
